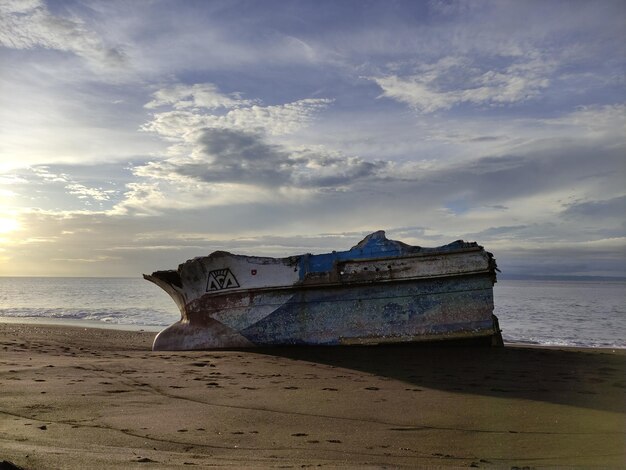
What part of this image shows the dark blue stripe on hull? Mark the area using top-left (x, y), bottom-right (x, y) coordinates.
top-left (240, 275), bottom-right (494, 345)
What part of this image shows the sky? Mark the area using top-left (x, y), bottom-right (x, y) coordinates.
top-left (0, 0), bottom-right (624, 278)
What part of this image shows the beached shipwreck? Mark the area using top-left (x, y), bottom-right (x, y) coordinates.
top-left (145, 231), bottom-right (502, 350)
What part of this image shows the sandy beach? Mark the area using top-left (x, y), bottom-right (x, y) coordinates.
top-left (1, 323), bottom-right (624, 469)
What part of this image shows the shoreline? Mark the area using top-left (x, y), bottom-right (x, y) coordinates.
top-left (1, 322), bottom-right (625, 468)
top-left (0, 316), bottom-right (164, 332)
top-left (1, 316), bottom-right (625, 350)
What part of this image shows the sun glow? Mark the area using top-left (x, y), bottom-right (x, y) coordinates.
top-left (0, 217), bottom-right (20, 235)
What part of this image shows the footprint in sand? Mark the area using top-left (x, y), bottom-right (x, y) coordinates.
top-left (364, 386), bottom-right (379, 390)
top-left (322, 387), bottom-right (338, 391)
top-left (283, 386), bottom-right (299, 390)
top-left (190, 362), bottom-right (210, 368)
top-left (291, 433), bottom-right (308, 437)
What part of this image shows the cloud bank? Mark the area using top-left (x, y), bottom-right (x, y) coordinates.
top-left (0, 0), bottom-right (624, 278)
top-left (0, 0), bottom-right (126, 69)
top-left (372, 55), bottom-right (552, 112)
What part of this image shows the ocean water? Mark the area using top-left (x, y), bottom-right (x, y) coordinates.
top-left (0, 277), bottom-right (624, 348)
top-left (0, 277), bottom-right (178, 331)
top-left (494, 279), bottom-right (625, 348)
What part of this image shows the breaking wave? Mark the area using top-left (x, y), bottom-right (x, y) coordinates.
top-left (0, 307), bottom-right (174, 327)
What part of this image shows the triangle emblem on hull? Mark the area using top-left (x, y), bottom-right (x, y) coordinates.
top-left (206, 268), bottom-right (240, 291)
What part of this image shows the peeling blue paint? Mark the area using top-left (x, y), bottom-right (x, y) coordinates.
top-left (298, 230), bottom-right (474, 279)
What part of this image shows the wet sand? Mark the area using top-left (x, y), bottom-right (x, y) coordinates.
top-left (1, 323), bottom-right (625, 468)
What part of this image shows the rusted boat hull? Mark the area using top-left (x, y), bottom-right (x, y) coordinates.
top-left (145, 231), bottom-right (502, 350)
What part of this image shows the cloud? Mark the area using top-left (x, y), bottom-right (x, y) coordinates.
top-left (127, 83), bottom-right (380, 211)
top-left (561, 196), bottom-right (626, 221)
top-left (0, 0), bottom-right (126, 70)
top-left (1, 1), bottom-right (624, 278)
top-left (217, 99), bottom-right (334, 136)
top-left (428, 141), bottom-right (625, 208)
top-left (492, 237), bottom-right (626, 277)
top-left (543, 104), bottom-right (626, 138)
top-left (5, 165), bottom-right (120, 209)
top-left (142, 83), bottom-right (333, 139)
top-left (371, 55), bottom-right (552, 112)
top-left (145, 83), bottom-right (255, 110)
top-left (465, 225), bottom-right (529, 239)
top-left (125, 80), bottom-right (626, 226)
top-left (34, 167), bottom-right (117, 203)
top-left (65, 183), bottom-right (115, 202)
top-left (51, 255), bottom-right (121, 263)
top-left (134, 127), bottom-right (387, 190)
